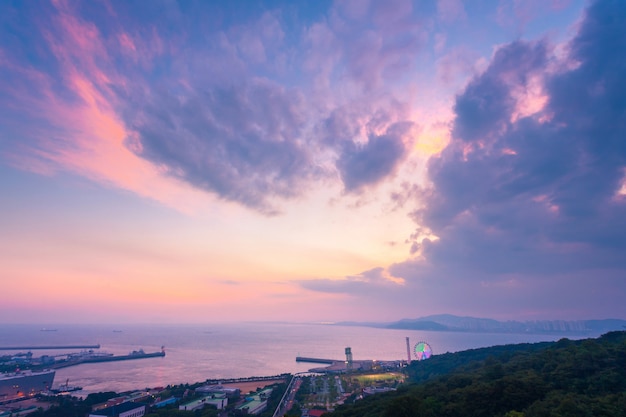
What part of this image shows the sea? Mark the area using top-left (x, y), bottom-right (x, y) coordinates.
top-left (0, 323), bottom-right (592, 395)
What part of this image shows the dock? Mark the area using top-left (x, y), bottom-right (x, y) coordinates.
top-left (0, 344), bottom-right (101, 350)
top-left (48, 350), bottom-right (165, 369)
top-left (295, 356), bottom-right (337, 364)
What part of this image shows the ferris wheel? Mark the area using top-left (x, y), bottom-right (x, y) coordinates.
top-left (413, 341), bottom-right (433, 360)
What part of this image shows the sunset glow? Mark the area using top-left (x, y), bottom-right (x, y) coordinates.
top-left (1, 0), bottom-right (625, 324)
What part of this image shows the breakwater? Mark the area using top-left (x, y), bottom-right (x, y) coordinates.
top-left (49, 350), bottom-right (165, 369)
top-left (295, 356), bottom-right (336, 364)
top-left (0, 344), bottom-right (101, 350)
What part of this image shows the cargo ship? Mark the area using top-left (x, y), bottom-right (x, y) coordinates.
top-left (0, 370), bottom-right (55, 402)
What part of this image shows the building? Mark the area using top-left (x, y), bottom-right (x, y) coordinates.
top-left (195, 384), bottom-right (240, 398)
top-left (88, 402), bottom-right (146, 417)
top-left (91, 397), bottom-right (126, 411)
top-left (179, 394), bottom-right (228, 411)
top-left (236, 388), bottom-right (272, 415)
top-left (153, 397), bottom-right (177, 408)
top-left (362, 387), bottom-right (396, 396)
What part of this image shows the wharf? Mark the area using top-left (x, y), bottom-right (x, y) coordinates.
top-left (295, 356), bottom-right (337, 364)
top-left (48, 350), bottom-right (165, 369)
top-left (0, 344), bottom-right (101, 351)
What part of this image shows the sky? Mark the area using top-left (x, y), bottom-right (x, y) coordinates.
top-left (1, 0), bottom-right (625, 324)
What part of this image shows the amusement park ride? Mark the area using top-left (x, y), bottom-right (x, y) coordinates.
top-left (406, 337), bottom-right (433, 362)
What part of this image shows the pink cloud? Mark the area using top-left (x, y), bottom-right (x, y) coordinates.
top-left (118, 32), bottom-right (137, 53)
top-left (3, 1), bottom-right (213, 213)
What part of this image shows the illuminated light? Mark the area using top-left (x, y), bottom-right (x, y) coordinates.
top-left (413, 342), bottom-right (433, 361)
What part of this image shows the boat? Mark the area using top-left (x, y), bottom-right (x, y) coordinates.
top-left (0, 370), bottom-right (55, 402)
top-left (50, 378), bottom-right (82, 394)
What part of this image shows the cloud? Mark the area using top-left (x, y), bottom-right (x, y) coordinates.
top-left (304, 0), bottom-right (428, 91)
top-left (436, 46), bottom-right (481, 86)
top-left (126, 78), bottom-right (316, 214)
top-left (337, 122), bottom-right (414, 192)
top-left (1, 0), bottom-right (432, 217)
top-left (0, 1), bottom-right (215, 213)
top-left (299, 267), bottom-right (404, 295)
top-left (299, 0), bottom-right (626, 318)
top-left (437, 0), bottom-right (467, 24)
top-left (411, 0), bottom-right (626, 311)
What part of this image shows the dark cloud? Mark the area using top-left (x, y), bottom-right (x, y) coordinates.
top-left (126, 79), bottom-right (316, 214)
top-left (452, 40), bottom-right (548, 144)
top-left (300, 0), bottom-right (626, 318)
top-left (337, 122), bottom-right (412, 192)
top-left (415, 0), bottom-right (626, 302)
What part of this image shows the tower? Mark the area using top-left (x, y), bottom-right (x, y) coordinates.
top-left (345, 347), bottom-right (353, 371)
top-left (406, 337), bottom-right (411, 363)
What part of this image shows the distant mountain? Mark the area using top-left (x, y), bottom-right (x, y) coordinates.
top-left (335, 314), bottom-right (626, 335)
top-left (384, 319), bottom-right (448, 331)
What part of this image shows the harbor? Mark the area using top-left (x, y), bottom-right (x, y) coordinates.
top-left (0, 345), bottom-right (100, 351)
top-left (1, 345), bottom-right (165, 371)
top-left (45, 348), bottom-right (165, 369)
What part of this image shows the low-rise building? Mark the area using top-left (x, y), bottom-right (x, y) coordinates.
top-left (153, 397), bottom-right (177, 408)
top-left (195, 384), bottom-right (240, 398)
top-left (236, 388), bottom-right (272, 415)
top-left (88, 402), bottom-right (146, 417)
top-left (362, 387), bottom-right (396, 396)
top-left (179, 394), bottom-right (228, 411)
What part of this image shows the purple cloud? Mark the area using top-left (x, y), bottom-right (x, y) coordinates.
top-left (337, 122), bottom-right (413, 192)
top-left (126, 78), bottom-right (315, 214)
top-left (415, 0), bottom-right (626, 305)
top-left (300, 0), bottom-right (626, 318)
top-left (299, 267), bottom-right (403, 295)
top-left (112, 2), bottom-right (426, 213)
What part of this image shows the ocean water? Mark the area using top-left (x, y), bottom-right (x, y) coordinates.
top-left (0, 323), bottom-right (588, 394)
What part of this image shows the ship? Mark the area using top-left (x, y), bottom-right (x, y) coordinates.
top-left (50, 378), bottom-right (82, 394)
top-left (0, 370), bottom-right (55, 402)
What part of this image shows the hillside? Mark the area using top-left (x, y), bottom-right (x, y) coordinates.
top-left (326, 331), bottom-right (626, 417)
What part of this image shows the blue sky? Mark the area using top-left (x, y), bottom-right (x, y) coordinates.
top-left (1, 0), bottom-right (625, 324)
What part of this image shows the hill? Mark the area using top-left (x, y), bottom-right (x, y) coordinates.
top-left (337, 314), bottom-right (626, 335)
top-left (326, 331), bottom-right (626, 417)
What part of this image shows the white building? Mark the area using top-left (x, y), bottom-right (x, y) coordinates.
top-left (179, 394), bottom-right (228, 411)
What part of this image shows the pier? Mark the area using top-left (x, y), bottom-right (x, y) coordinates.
top-left (295, 356), bottom-right (337, 364)
top-left (47, 349), bottom-right (165, 369)
top-left (0, 344), bottom-right (101, 350)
